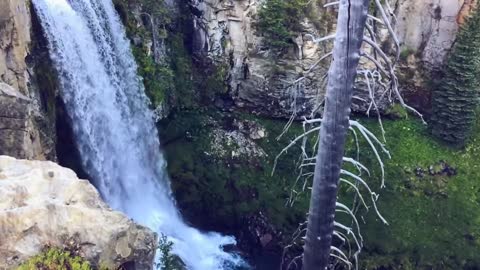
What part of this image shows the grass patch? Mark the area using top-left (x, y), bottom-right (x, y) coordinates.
top-left (347, 117), bottom-right (480, 269)
top-left (159, 108), bottom-right (480, 269)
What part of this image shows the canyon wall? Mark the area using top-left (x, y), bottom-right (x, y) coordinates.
top-left (192, 0), bottom-right (329, 117)
top-left (191, 0), bottom-right (476, 117)
top-left (1, 0), bottom-right (475, 156)
top-left (0, 0), bottom-right (55, 160)
top-left (396, 0), bottom-right (469, 67)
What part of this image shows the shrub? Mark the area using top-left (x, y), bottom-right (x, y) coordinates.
top-left (157, 234), bottom-right (185, 270)
top-left (256, 0), bottom-right (308, 52)
top-left (132, 46), bottom-right (174, 107)
top-left (17, 248), bottom-right (91, 270)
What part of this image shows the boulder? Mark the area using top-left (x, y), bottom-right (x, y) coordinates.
top-left (0, 156), bottom-right (157, 269)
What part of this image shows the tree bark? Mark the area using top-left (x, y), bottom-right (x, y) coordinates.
top-left (302, 1), bottom-right (370, 269)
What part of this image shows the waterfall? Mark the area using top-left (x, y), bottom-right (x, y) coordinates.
top-left (32, 0), bottom-right (244, 269)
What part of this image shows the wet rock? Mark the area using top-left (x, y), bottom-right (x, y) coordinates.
top-left (238, 212), bottom-right (280, 255)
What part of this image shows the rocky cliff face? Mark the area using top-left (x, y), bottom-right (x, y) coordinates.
top-left (1, 0), bottom-right (475, 157)
top-left (393, 0), bottom-right (477, 112)
top-left (395, 0), bottom-right (476, 68)
top-left (0, 0), bottom-right (31, 93)
top-left (0, 156), bottom-right (157, 269)
top-left (0, 0), bottom-right (56, 160)
top-left (192, 0), bottom-right (329, 118)
top-left (191, 0), bottom-right (475, 117)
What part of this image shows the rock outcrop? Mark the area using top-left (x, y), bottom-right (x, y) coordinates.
top-left (0, 0), bottom-right (56, 160)
top-left (392, 0), bottom-right (477, 113)
top-left (0, 156), bottom-right (157, 269)
top-left (193, 0), bottom-right (329, 118)
top-left (395, 0), bottom-right (476, 69)
top-left (191, 0), bottom-right (476, 117)
top-left (0, 0), bottom-right (31, 93)
top-left (0, 83), bottom-right (50, 160)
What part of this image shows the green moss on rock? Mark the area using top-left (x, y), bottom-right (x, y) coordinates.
top-left (160, 110), bottom-right (480, 269)
top-left (159, 110), bottom-right (307, 233)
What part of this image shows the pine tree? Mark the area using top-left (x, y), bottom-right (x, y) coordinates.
top-left (431, 7), bottom-right (480, 146)
top-left (256, 0), bottom-right (307, 51)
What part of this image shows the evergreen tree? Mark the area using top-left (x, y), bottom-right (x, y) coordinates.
top-left (256, 0), bottom-right (307, 52)
top-left (431, 7), bottom-right (480, 146)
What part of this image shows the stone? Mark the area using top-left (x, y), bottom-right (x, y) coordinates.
top-left (0, 83), bottom-right (52, 160)
top-left (238, 211), bottom-right (279, 253)
top-left (0, 0), bottom-right (31, 94)
top-left (234, 119), bottom-right (267, 140)
top-left (394, 0), bottom-right (476, 69)
top-left (194, 0), bottom-right (328, 118)
top-left (0, 156), bottom-right (157, 270)
top-left (0, 0), bottom-right (56, 160)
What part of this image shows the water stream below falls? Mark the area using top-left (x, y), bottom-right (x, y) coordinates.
top-left (32, 0), bottom-right (245, 268)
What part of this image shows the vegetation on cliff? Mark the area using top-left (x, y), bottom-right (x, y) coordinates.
top-left (159, 110), bottom-right (308, 234)
top-left (17, 238), bottom-right (183, 270)
top-left (113, 0), bottom-right (174, 108)
top-left (17, 248), bottom-right (92, 270)
top-left (430, 7), bottom-right (480, 146)
top-left (256, 0), bottom-right (309, 51)
top-left (114, 0), bottom-right (232, 114)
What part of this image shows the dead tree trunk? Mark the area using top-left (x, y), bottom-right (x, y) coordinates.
top-left (302, 1), bottom-right (370, 269)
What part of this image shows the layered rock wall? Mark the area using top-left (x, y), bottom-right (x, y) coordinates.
top-left (0, 0), bottom-right (56, 160)
top-left (192, 0), bottom-right (476, 117)
top-left (193, 0), bottom-right (328, 117)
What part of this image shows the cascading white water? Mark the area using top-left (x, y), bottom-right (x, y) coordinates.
top-left (32, 0), bottom-right (245, 269)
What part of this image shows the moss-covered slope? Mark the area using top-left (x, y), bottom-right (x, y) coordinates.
top-left (160, 111), bottom-right (480, 269)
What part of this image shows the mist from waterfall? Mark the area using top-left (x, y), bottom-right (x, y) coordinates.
top-left (32, 0), bottom-right (245, 268)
